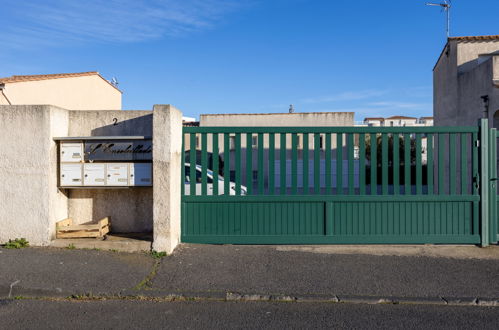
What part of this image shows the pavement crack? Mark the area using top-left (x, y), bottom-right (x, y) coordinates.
top-left (8, 280), bottom-right (20, 298)
top-left (133, 258), bottom-right (161, 290)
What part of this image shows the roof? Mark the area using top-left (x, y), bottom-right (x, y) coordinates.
top-left (420, 116), bottom-right (434, 119)
top-left (386, 116), bottom-right (416, 120)
top-left (448, 35), bottom-right (499, 42)
top-left (0, 71), bottom-right (121, 92)
top-left (364, 117), bottom-right (385, 121)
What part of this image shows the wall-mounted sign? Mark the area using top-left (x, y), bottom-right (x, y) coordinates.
top-left (84, 140), bottom-right (152, 161)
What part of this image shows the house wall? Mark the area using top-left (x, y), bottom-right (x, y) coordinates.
top-left (434, 40), bottom-right (499, 127)
top-left (0, 75), bottom-right (121, 110)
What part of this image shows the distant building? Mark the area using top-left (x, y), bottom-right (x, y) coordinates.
top-left (433, 35), bottom-right (499, 127)
top-left (359, 116), bottom-right (433, 127)
top-left (0, 71), bottom-right (122, 110)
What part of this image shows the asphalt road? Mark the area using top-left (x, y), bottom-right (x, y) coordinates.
top-left (1, 299), bottom-right (498, 329)
top-left (154, 244), bottom-right (499, 298)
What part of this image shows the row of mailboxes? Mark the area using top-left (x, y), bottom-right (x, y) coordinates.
top-left (60, 163), bottom-right (152, 187)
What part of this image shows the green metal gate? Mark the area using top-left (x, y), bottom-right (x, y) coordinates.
top-left (181, 124), bottom-right (485, 245)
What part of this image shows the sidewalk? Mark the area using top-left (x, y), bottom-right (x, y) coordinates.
top-left (1, 244), bottom-right (498, 305)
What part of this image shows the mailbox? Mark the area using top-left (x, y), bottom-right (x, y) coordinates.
top-left (83, 164), bottom-right (106, 186)
top-left (106, 163), bottom-right (129, 186)
top-left (129, 163), bottom-right (152, 186)
top-left (61, 164), bottom-right (83, 186)
top-left (60, 142), bottom-right (83, 162)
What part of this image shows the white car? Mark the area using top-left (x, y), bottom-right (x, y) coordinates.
top-left (184, 164), bottom-right (247, 195)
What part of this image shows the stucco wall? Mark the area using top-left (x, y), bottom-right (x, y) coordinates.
top-left (434, 40), bottom-right (499, 127)
top-left (200, 112), bottom-right (354, 127)
top-left (0, 105), bottom-right (69, 245)
top-left (0, 75), bottom-right (121, 110)
top-left (66, 110), bottom-right (153, 232)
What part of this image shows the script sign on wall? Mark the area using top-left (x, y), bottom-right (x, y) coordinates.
top-left (84, 140), bottom-right (152, 161)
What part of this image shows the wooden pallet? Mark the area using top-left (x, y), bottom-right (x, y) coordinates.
top-left (56, 217), bottom-right (111, 239)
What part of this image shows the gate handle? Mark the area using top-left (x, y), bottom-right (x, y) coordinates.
top-left (491, 178), bottom-right (498, 181)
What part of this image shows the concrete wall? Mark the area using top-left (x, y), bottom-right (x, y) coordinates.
top-left (0, 75), bottom-right (121, 110)
top-left (0, 105), bottom-right (69, 245)
top-left (200, 112), bottom-right (354, 127)
top-left (0, 105), bottom-right (181, 253)
top-left (66, 110), bottom-right (153, 233)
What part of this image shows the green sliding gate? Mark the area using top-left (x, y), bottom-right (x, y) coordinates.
top-left (181, 123), bottom-right (493, 245)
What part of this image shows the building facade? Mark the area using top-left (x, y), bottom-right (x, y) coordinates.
top-left (0, 72), bottom-right (122, 110)
top-left (433, 35), bottom-right (499, 127)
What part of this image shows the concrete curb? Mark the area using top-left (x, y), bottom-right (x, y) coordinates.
top-left (116, 290), bottom-right (499, 307)
top-left (3, 288), bottom-right (498, 307)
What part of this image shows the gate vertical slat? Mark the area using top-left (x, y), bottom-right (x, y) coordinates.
top-left (370, 133), bottom-right (377, 195)
top-left (303, 133), bottom-right (309, 194)
top-left (258, 133), bottom-right (264, 195)
top-left (479, 119), bottom-right (490, 246)
top-left (235, 133), bottom-right (241, 195)
top-left (393, 133), bottom-right (400, 195)
top-left (190, 133), bottom-right (196, 196)
top-left (181, 133), bottom-right (185, 196)
top-left (224, 133), bottom-right (230, 195)
top-left (416, 133), bottom-right (422, 195)
top-left (359, 133), bottom-right (366, 195)
top-left (348, 133), bottom-right (354, 195)
top-left (314, 133), bottom-right (321, 194)
top-left (213, 133), bottom-right (219, 195)
top-left (201, 133), bottom-right (208, 195)
top-left (382, 133), bottom-right (388, 195)
top-left (280, 133), bottom-right (287, 195)
top-left (450, 133), bottom-right (456, 195)
top-left (291, 133), bottom-right (298, 195)
top-left (460, 133), bottom-right (467, 195)
top-left (427, 134), bottom-right (434, 195)
top-left (404, 133), bottom-right (410, 195)
top-left (472, 132), bottom-right (479, 235)
top-left (246, 133), bottom-right (252, 195)
top-left (269, 133), bottom-right (275, 195)
top-left (438, 133), bottom-right (445, 195)
top-left (325, 133), bottom-right (332, 194)
top-left (489, 128), bottom-right (498, 243)
top-left (337, 133), bottom-right (343, 194)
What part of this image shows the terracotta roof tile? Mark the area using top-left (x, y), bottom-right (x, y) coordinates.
top-left (364, 117), bottom-right (385, 121)
top-left (448, 35), bottom-right (499, 42)
top-left (0, 71), bottom-right (121, 92)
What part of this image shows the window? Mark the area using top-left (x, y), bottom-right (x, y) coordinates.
top-left (252, 136), bottom-right (258, 148)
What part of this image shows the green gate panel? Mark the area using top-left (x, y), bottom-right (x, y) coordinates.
top-left (182, 202), bottom-right (324, 238)
top-left (181, 200), bottom-right (480, 244)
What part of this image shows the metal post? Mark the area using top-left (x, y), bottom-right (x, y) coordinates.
top-left (479, 118), bottom-right (490, 247)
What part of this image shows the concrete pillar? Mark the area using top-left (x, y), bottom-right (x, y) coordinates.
top-left (152, 104), bottom-right (183, 253)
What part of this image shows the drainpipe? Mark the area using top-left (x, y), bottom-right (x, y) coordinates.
top-left (0, 83), bottom-right (12, 105)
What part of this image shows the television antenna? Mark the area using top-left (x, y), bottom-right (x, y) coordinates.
top-left (426, 0), bottom-right (452, 38)
top-left (111, 77), bottom-right (119, 87)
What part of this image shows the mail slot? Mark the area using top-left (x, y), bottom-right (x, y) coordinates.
top-left (60, 164), bottom-right (83, 186)
top-left (106, 163), bottom-right (129, 186)
top-left (83, 164), bottom-right (105, 186)
top-left (60, 142), bottom-right (83, 162)
top-left (129, 163), bottom-right (152, 186)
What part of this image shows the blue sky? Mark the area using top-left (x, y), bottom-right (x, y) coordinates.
top-left (0, 0), bottom-right (498, 120)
